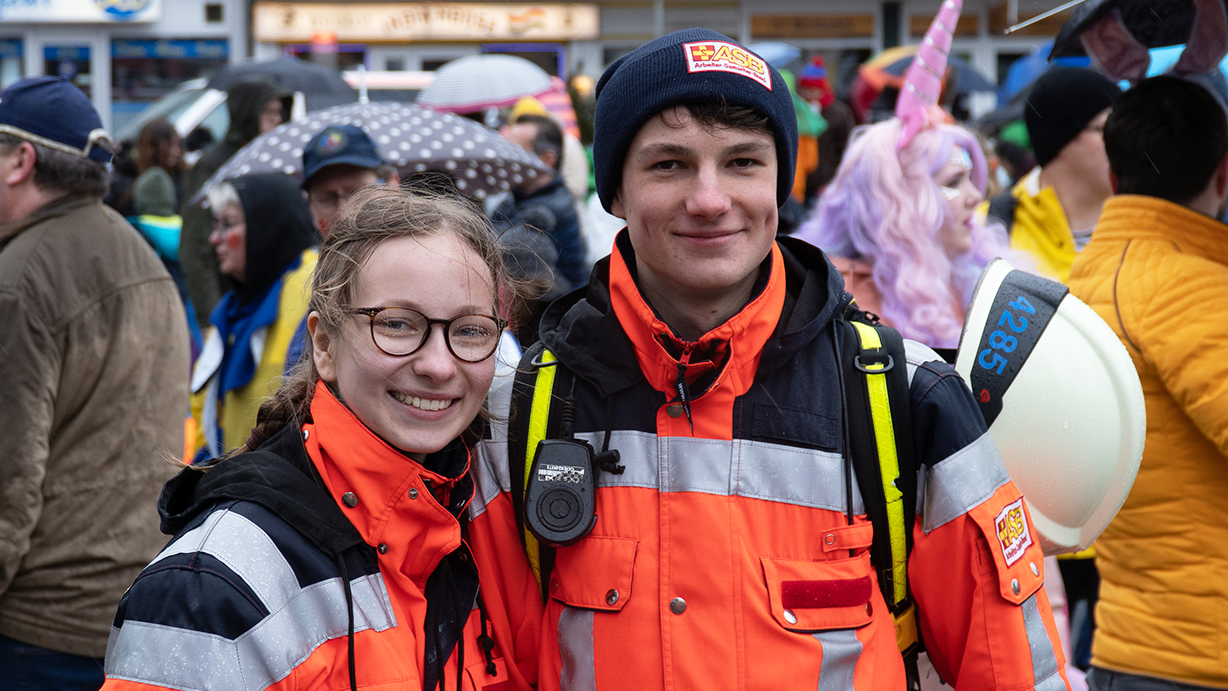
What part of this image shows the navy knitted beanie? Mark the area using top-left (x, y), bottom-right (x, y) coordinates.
top-left (593, 29), bottom-right (798, 212)
top-left (1025, 67), bottom-right (1121, 167)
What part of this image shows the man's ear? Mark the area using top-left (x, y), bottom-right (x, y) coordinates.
top-left (3, 141), bottom-right (37, 188)
top-left (540, 148), bottom-right (559, 170)
top-left (308, 312), bottom-right (338, 383)
top-left (610, 187), bottom-right (627, 220)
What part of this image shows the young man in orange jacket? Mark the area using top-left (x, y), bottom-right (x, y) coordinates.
top-left (468, 28), bottom-right (1070, 690)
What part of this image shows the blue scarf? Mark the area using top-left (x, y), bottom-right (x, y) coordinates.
top-left (209, 256), bottom-right (301, 397)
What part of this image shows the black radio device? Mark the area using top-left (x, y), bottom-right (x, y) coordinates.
top-left (524, 437), bottom-right (599, 546)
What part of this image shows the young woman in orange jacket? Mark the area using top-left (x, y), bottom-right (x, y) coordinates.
top-left (102, 188), bottom-right (542, 691)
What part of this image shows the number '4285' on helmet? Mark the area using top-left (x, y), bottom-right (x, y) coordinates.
top-left (954, 258), bottom-right (1145, 555)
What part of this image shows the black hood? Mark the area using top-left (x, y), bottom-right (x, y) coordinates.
top-left (159, 425), bottom-right (364, 556)
top-left (225, 78), bottom-right (292, 147)
top-left (230, 172), bottom-right (318, 305)
top-left (535, 232), bottom-right (849, 397)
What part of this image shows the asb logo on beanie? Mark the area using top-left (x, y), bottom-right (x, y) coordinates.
top-left (684, 41), bottom-right (772, 91)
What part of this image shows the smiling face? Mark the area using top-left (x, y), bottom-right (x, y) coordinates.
top-left (311, 232), bottom-right (498, 460)
top-left (610, 107), bottom-right (778, 312)
top-left (932, 146), bottom-right (983, 259)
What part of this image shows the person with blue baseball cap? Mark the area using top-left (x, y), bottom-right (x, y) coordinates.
top-left (0, 76), bottom-right (190, 690)
top-left (302, 124), bottom-right (400, 236)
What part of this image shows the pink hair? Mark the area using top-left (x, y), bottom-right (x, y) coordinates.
top-left (796, 119), bottom-right (1015, 348)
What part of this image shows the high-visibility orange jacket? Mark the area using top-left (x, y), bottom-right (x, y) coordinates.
top-left (468, 232), bottom-right (1070, 690)
top-left (1068, 196), bottom-right (1228, 686)
top-left (103, 383), bottom-right (541, 691)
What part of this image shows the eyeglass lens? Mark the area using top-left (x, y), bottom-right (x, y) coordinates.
top-left (369, 307), bottom-right (500, 362)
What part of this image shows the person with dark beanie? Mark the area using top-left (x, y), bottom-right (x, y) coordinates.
top-left (986, 66), bottom-right (1122, 282)
top-left (469, 27), bottom-right (1070, 690)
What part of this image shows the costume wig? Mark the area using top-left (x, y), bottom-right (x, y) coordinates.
top-left (796, 119), bottom-right (1014, 348)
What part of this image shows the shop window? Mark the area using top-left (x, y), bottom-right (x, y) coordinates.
top-left (0, 39), bottom-right (22, 89)
top-left (45, 45), bottom-right (91, 98)
top-left (205, 3), bottom-right (223, 22)
top-left (110, 39), bottom-right (230, 133)
top-left (385, 58), bottom-right (405, 71)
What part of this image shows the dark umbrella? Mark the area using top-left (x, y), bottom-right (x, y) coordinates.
top-left (882, 53), bottom-right (997, 93)
top-left (207, 58), bottom-right (357, 112)
top-left (191, 102), bottom-right (551, 205)
top-left (1050, 0), bottom-right (1225, 58)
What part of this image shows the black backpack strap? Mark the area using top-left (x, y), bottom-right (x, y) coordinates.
top-left (840, 313), bottom-right (919, 658)
top-left (987, 188), bottom-right (1019, 236)
top-left (508, 344), bottom-right (572, 601)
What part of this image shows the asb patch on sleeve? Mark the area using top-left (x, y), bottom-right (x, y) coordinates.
top-left (995, 498), bottom-right (1033, 566)
top-left (683, 41), bottom-right (773, 90)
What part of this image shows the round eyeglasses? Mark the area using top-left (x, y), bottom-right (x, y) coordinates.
top-left (346, 307), bottom-right (505, 363)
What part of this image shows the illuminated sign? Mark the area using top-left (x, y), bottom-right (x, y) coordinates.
top-left (253, 2), bottom-right (599, 42)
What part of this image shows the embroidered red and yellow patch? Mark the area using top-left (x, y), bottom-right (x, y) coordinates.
top-left (995, 498), bottom-right (1032, 566)
top-left (683, 41), bottom-right (772, 90)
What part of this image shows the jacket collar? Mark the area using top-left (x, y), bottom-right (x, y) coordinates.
top-left (0, 194), bottom-right (98, 245)
top-left (537, 230), bottom-right (846, 398)
top-left (303, 382), bottom-right (471, 563)
top-left (607, 230), bottom-right (787, 399)
top-left (1095, 195), bottom-right (1228, 266)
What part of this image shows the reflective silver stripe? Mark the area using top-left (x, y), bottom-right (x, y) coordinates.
top-left (470, 438), bottom-right (511, 518)
top-left (1022, 594), bottom-right (1065, 691)
top-left (903, 339), bottom-right (942, 385)
top-left (153, 508), bottom-right (300, 611)
top-left (813, 629), bottom-right (863, 691)
top-left (576, 431), bottom-right (862, 514)
top-left (558, 606), bottom-right (596, 691)
top-left (921, 433), bottom-right (1011, 533)
top-left (471, 374), bottom-right (515, 518)
top-left (105, 572), bottom-right (396, 690)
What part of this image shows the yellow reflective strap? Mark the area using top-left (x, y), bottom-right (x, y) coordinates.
top-left (524, 348), bottom-right (558, 588)
top-left (850, 322), bottom-right (907, 606)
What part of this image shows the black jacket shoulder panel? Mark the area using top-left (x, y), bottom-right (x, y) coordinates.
top-left (159, 424), bottom-right (364, 557)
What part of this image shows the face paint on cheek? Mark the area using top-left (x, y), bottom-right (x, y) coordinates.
top-left (226, 232), bottom-right (243, 250)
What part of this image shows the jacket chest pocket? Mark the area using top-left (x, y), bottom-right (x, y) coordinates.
top-left (761, 552), bottom-right (876, 633)
top-left (548, 536), bottom-right (639, 611)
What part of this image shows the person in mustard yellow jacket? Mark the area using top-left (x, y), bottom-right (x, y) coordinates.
top-left (190, 173), bottom-right (318, 459)
top-left (1067, 77), bottom-right (1228, 691)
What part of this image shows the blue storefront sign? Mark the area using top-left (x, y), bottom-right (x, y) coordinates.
top-left (44, 45), bottom-right (89, 62)
top-left (112, 39), bottom-right (229, 60)
top-left (0, 39), bottom-right (21, 58)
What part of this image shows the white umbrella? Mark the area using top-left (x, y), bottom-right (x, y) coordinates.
top-left (417, 54), bottom-right (554, 113)
top-left (191, 102), bottom-right (550, 204)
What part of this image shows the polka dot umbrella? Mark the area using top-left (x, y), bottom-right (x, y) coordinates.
top-left (190, 101), bottom-right (551, 206)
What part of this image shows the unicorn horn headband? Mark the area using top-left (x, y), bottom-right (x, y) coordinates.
top-left (896, 0), bottom-right (963, 149)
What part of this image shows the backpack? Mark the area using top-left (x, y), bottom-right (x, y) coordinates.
top-left (506, 306), bottom-right (921, 660)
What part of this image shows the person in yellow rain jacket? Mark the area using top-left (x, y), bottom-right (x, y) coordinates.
top-left (190, 172), bottom-right (317, 459)
top-left (985, 67), bottom-right (1120, 282)
top-left (1068, 76), bottom-right (1228, 690)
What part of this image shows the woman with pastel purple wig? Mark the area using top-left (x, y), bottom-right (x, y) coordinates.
top-left (795, 119), bottom-right (1016, 349)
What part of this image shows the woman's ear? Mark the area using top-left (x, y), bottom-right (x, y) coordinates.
top-left (308, 312), bottom-right (337, 383)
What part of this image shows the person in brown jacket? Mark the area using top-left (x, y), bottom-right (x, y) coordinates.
top-left (0, 77), bottom-right (190, 690)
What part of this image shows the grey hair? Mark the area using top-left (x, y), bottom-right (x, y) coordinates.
top-left (0, 132), bottom-right (110, 198)
top-left (205, 180), bottom-right (242, 215)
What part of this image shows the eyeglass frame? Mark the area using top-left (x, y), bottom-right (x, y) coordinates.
top-left (345, 306), bottom-right (506, 363)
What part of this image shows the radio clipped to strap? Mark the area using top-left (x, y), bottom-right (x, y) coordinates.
top-left (509, 347), bottom-right (570, 598)
top-left (844, 317), bottom-right (919, 655)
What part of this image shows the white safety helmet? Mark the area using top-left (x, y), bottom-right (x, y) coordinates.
top-left (954, 259), bottom-right (1145, 555)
